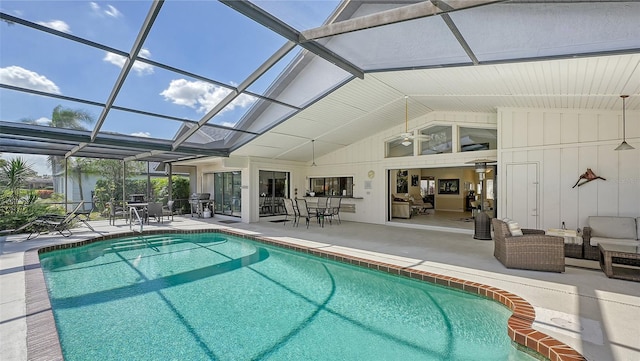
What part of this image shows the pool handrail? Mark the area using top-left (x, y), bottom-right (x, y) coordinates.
top-left (129, 207), bottom-right (143, 233)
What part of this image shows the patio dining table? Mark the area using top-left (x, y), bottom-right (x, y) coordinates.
top-left (127, 202), bottom-right (148, 224)
top-left (306, 201), bottom-right (329, 227)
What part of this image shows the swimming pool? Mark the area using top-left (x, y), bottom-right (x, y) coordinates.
top-left (39, 232), bottom-right (539, 360)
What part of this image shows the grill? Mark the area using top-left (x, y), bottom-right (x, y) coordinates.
top-left (189, 193), bottom-right (211, 217)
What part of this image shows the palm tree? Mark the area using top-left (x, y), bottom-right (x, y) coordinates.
top-left (22, 105), bottom-right (95, 209)
top-left (22, 105), bottom-right (95, 172)
top-left (50, 104), bottom-right (94, 129)
top-left (47, 105), bottom-right (95, 174)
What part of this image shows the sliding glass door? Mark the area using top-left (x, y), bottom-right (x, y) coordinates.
top-left (213, 171), bottom-right (241, 217)
top-left (259, 171), bottom-right (289, 217)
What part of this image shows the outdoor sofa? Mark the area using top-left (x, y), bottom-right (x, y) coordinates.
top-left (582, 216), bottom-right (640, 261)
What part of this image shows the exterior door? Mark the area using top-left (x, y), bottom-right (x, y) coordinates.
top-left (259, 171), bottom-right (289, 216)
top-left (213, 171), bottom-right (242, 216)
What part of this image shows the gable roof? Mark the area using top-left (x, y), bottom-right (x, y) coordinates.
top-left (1, 1), bottom-right (638, 163)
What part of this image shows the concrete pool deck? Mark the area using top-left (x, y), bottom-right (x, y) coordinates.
top-left (1, 216), bottom-right (638, 360)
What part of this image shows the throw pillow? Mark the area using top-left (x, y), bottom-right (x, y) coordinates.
top-left (508, 221), bottom-right (523, 236)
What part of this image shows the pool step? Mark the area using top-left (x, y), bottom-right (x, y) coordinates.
top-left (105, 236), bottom-right (185, 253)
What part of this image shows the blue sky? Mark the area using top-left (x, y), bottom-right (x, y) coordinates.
top-left (0, 0), bottom-right (340, 175)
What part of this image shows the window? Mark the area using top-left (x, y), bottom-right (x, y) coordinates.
top-left (309, 177), bottom-right (353, 197)
top-left (486, 179), bottom-right (494, 200)
top-left (385, 138), bottom-right (414, 158)
top-left (421, 179), bottom-right (435, 196)
top-left (419, 125), bottom-right (452, 155)
top-left (459, 127), bottom-right (497, 152)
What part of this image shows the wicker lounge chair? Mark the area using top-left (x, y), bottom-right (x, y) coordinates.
top-left (492, 218), bottom-right (565, 273)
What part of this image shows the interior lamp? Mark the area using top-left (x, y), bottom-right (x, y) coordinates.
top-left (401, 138), bottom-right (412, 147)
top-left (615, 95), bottom-right (635, 151)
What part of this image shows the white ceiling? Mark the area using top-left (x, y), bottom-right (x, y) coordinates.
top-left (232, 53), bottom-right (640, 162)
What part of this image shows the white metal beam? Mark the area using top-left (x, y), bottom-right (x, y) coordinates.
top-left (300, 0), bottom-right (503, 41)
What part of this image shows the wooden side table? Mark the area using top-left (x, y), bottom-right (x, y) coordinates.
top-left (598, 243), bottom-right (640, 282)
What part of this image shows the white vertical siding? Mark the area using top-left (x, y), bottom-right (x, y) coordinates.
top-left (619, 150), bottom-right (640, 217)
top-left (578, 146), bottom-right (599, 226)
top-left (500, 108), bottom-right (640, 231)
top-left (542, 149), bottom-right (561, 228)
top-left (560, 113), bottom-right (580, 144)
top-left (559, 147), bottom-right (580, 229)
top-left (543, 113), bottom-right (561, 145)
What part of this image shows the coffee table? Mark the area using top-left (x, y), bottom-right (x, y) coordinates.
top-left (598, 243), bottom-right (640, 282)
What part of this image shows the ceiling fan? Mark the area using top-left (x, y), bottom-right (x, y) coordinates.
top-left (396, 95), bottom-right (430, 147)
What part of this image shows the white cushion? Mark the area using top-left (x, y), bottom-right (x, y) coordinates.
top-left (592, 237), bottom-right (639, 247)
top-left (507, 221), bottom-right (523, 236)
top-left (588, 216), bottom-right (637, 239)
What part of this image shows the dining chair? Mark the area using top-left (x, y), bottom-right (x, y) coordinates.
top-left (283, 198), bottom-right (299, 227)
top-left (327, 197), bottom-right (342, 224)
top-left (147, 202), bottom-right (164, 223)
top-left (259, 197), bottom-right (269, 215)
top-left (107, 199), bottom-right (128, 225)
top-left (162, 200), bottom-right (175, 221)
top-left (312, 197), bottom-right (328, 225)
top-left (295, 198), bottom-right (311, 228)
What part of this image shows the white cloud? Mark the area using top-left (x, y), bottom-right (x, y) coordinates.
top-left (0, 66), bottom-right (61, 94)
top-left (160, 79), bottom-right (256, 115)
top-left (90, 2), bottom-right (122, 18)
top-left (34, 117), bottom-right (52, 126)
top-left (138, 48), bottom-right (151, 60)
top-left (104, 5), bottom-right (122, 18)
top-left (103, 49), bottom-right (154, 75)
top-left (37, 20), bottom-right (71, 33)
top-left (130, 132), bottom-right (151, 138)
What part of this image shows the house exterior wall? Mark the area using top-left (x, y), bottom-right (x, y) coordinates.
top-left (53, 173), bottom-right (98, 211)
top-left (197, 157), bottom-right (305, 223)
top-left (200, 107), bottom-right (638, 230)
top-left (297, 111), bottom-right (498, 224)
top-left (498, 108), bottom-right (640, 231)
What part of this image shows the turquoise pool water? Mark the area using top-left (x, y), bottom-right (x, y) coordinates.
top-left (40, 233), bottom-right (537, 361)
